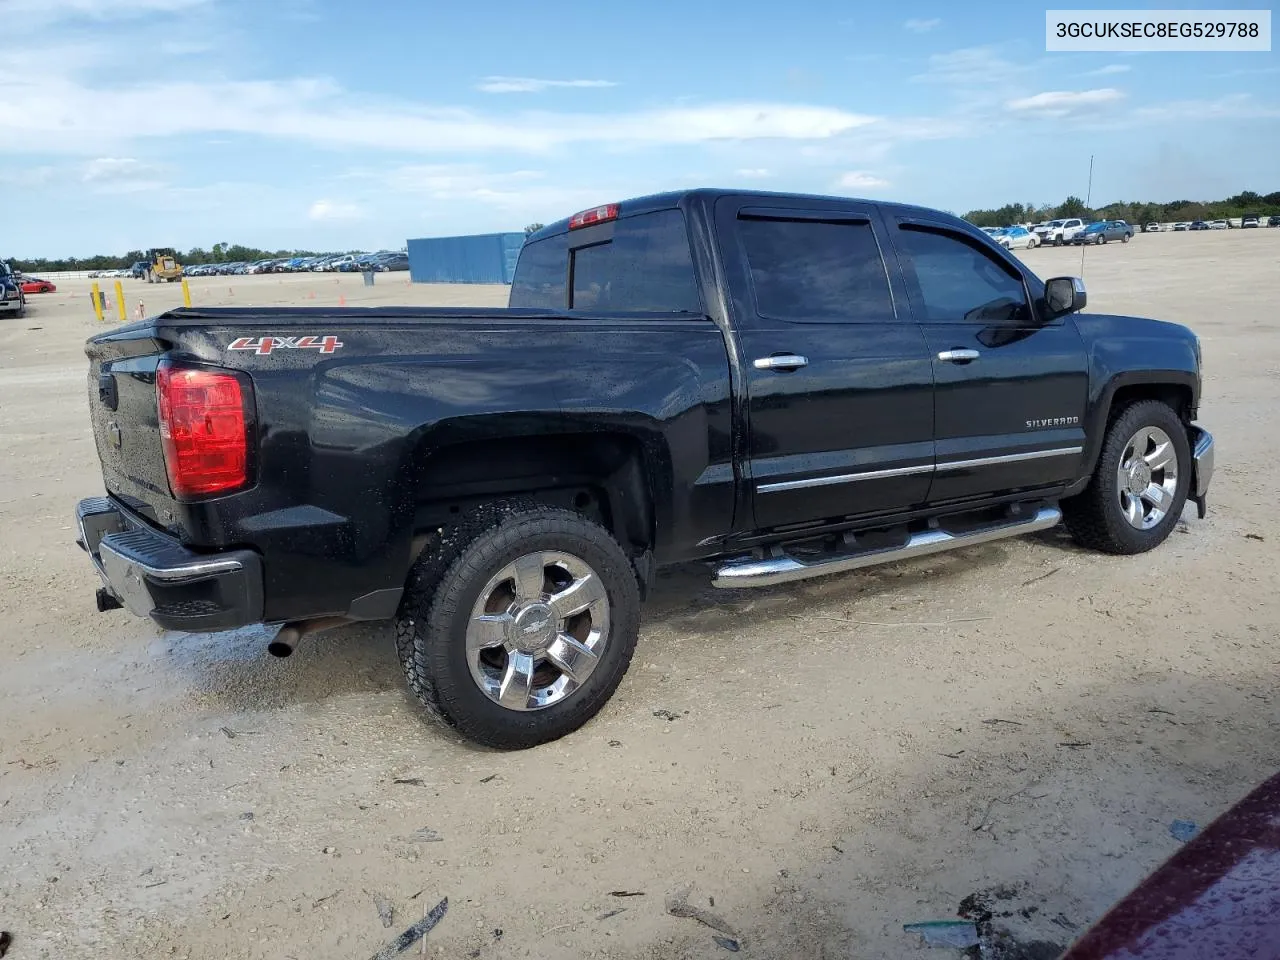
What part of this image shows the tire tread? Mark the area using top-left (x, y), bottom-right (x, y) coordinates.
top-left (395, 500), bottom-right (640, 749)
top-left (1063, 399), bottom-right (1190, 555)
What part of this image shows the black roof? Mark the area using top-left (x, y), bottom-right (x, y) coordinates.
top-left (526, 188), bottom-right (966, 242)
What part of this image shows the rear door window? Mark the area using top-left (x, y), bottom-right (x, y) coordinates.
top-left (510, 209), bottom-right (701, 313)
top-left (569, 209), bottom-right (701, 312)
top-left (508, 233), bottom-right (567, 310)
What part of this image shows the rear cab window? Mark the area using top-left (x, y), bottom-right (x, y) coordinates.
top-left (510, 208), bottom-right (702, 313)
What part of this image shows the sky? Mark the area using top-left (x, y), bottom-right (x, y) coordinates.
top-left (2, 0), bottom-right (1277, 257)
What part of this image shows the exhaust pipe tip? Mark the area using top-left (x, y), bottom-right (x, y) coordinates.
top-left (266, 616), bottom-right (349, 659)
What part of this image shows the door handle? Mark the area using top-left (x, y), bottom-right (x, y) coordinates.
top-left (937, 349), bottom-right (980, 363)
top-left (753, 354), bottom-right (809, 371)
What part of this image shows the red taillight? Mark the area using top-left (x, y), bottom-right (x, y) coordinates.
top-left (568, 203), bottom-right (619, 230)
top-left (156, 363), bottom-right (250, 498)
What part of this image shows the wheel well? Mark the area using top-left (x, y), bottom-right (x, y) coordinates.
top-left (409, 433), bottom-right (655, 555)
top-left (1108, 383), bottom-right (1194, 426)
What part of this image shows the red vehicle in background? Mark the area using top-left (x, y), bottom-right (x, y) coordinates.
top-left (1062, 771), bottom-right (1280, 959)
top-left (19, 277), bottom-right (56, 294)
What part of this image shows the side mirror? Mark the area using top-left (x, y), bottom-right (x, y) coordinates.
top-left (1044, 276), bottom-right (1087, 318)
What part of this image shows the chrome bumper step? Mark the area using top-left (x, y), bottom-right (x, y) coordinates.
top-left (712, 505), bottom-right (1062, 589)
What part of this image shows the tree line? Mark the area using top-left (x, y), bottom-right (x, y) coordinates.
top-left (6, 242), bottom-right (369, 274)
top-left (963, 190), bottom-right (1280, 228)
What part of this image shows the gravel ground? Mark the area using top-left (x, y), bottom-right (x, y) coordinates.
top-left (1, 232), bottom-right (1277, 959)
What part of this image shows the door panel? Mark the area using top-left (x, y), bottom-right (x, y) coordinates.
top-left (889, 220), bottom-right (1089, 503)
top-left (715, 198), bottom-right (935, 530)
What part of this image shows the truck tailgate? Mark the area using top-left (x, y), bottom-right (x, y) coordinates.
top-left (85, 327), bottom-right (176, 523)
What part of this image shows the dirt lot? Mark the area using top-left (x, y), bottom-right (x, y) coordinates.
top-left (2, 232), bottom-right (1278, 959)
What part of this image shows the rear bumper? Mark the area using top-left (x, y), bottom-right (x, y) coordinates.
top-left (1190, 426), bottom-right (1215, 519)
top-left (76, 497), bottom-right (262, 631)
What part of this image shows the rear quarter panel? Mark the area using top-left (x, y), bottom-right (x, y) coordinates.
top-left (122, 313), bottom-right (733, 620)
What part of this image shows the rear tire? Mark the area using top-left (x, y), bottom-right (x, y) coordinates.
top-left (395, 502), bottom-right (641, 749)
top-left (1063, 400), bottom-right (1190, 555)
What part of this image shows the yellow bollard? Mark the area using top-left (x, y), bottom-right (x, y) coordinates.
top-left (114, 281), bottom-right (126, 322)
top-left (181, 278), bottom-right (192, 308)
top-left (90, 282), bottom-right (104, 322)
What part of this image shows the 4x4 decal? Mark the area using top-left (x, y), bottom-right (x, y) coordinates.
top-left (228, 335), bottom-right (344, 355)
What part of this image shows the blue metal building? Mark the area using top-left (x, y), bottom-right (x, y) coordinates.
top-left (406, 232), bottom-right (525, 284)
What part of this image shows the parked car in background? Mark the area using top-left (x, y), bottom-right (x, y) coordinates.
top-left (1144, 222), bottom-right (1161, 232)
top-left (1189, 221), bottom-right (1209, 231)
top-left (20, 277), bottom-right (56, 294)
top-left (320, 254), bottom-right (359, 272)
top-left (1269, 216), bottom-right (1280, 227)
top-left (1033, 217), bottom-right (1086, 245)
top-left (1072, 220), bottom-right (1134, 245)
top-left (1172, 222), bottom-right (1190, 232)
top-left (994, 225), bottom-right (1039, 250)
top-left (0, 261), bottom-right (25, 317)
top-left (1208, 219), bottom-right (1229, 230)
top-left (1241, 217), bottom-right (1259, 228)
top-left (378, 252), bottom-right (410, 272)
top-left (1060, 771), bottom-right (1280, 960)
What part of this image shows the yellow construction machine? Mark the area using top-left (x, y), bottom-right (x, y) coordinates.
top-left (146, 247), bottom-right (183, 283)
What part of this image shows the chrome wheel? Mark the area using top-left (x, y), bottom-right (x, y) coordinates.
top-left (1116, 426), bottom-right (1179, 530)
top-left (466, 551), bottom-right (610, 711)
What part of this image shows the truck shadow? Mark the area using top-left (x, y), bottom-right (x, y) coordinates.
top-left (159, 535), bottom-right (1027, 713)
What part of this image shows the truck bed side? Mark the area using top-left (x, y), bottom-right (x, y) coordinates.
top-left (86, 308), bottom-right (734, 623)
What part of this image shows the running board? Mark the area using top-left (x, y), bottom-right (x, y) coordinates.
top-left (712, 505), bottom-right (1062, 589)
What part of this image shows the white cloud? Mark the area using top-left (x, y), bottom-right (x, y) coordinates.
top-left (160, 39), bottom-right (215, 56)
top-left (0, 165), bottom-right (56, 185)
top-left (735, 168), bottom-right (772, 178)
top-left (308, 199), bottom-right (365, 221)
top-left (81, 156), bottom-right (164, 192)
top-left (837, 171), bottom-right (890, 190)
top-left (1085, 64), bottom-right (1131, 76)
top-left (1006, 88), bottom-right (1125, 116)
top-left (386, 165), bottom-right (543, 196)
top-left (1211, 66), bottom-right (1280, 78)
top-left (2, 0), bottom-right (211, 18)
top-left (914, 46), bottom-right (1033, 85)
top-left (0, 69), bottom-right (878, 155)
top-left (83, 157), bottom-right (146, 180)
top-left (476, 76), bottom-right (617, 94)
top-left (904, 18), bottom-right (941, 33)
top-left (1128, 93), bottom-right (1280, 123)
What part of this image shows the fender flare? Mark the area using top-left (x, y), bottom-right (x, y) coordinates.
top-left (1068, 369), bottom-right (1199, 496)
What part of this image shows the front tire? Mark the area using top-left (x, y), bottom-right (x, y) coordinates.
top-left (1063, 400), bottom-right (1191, 555)
top-left (395, 503), bottom-right (641, 749)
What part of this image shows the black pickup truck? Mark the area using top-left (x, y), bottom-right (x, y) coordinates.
top-left (76, 189), bottom-right (1215, 748)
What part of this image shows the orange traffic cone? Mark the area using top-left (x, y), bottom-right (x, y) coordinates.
top-left (338, 294), bottom-right (346, 307)
top-left (135, 301), bottom-right (145, 319)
